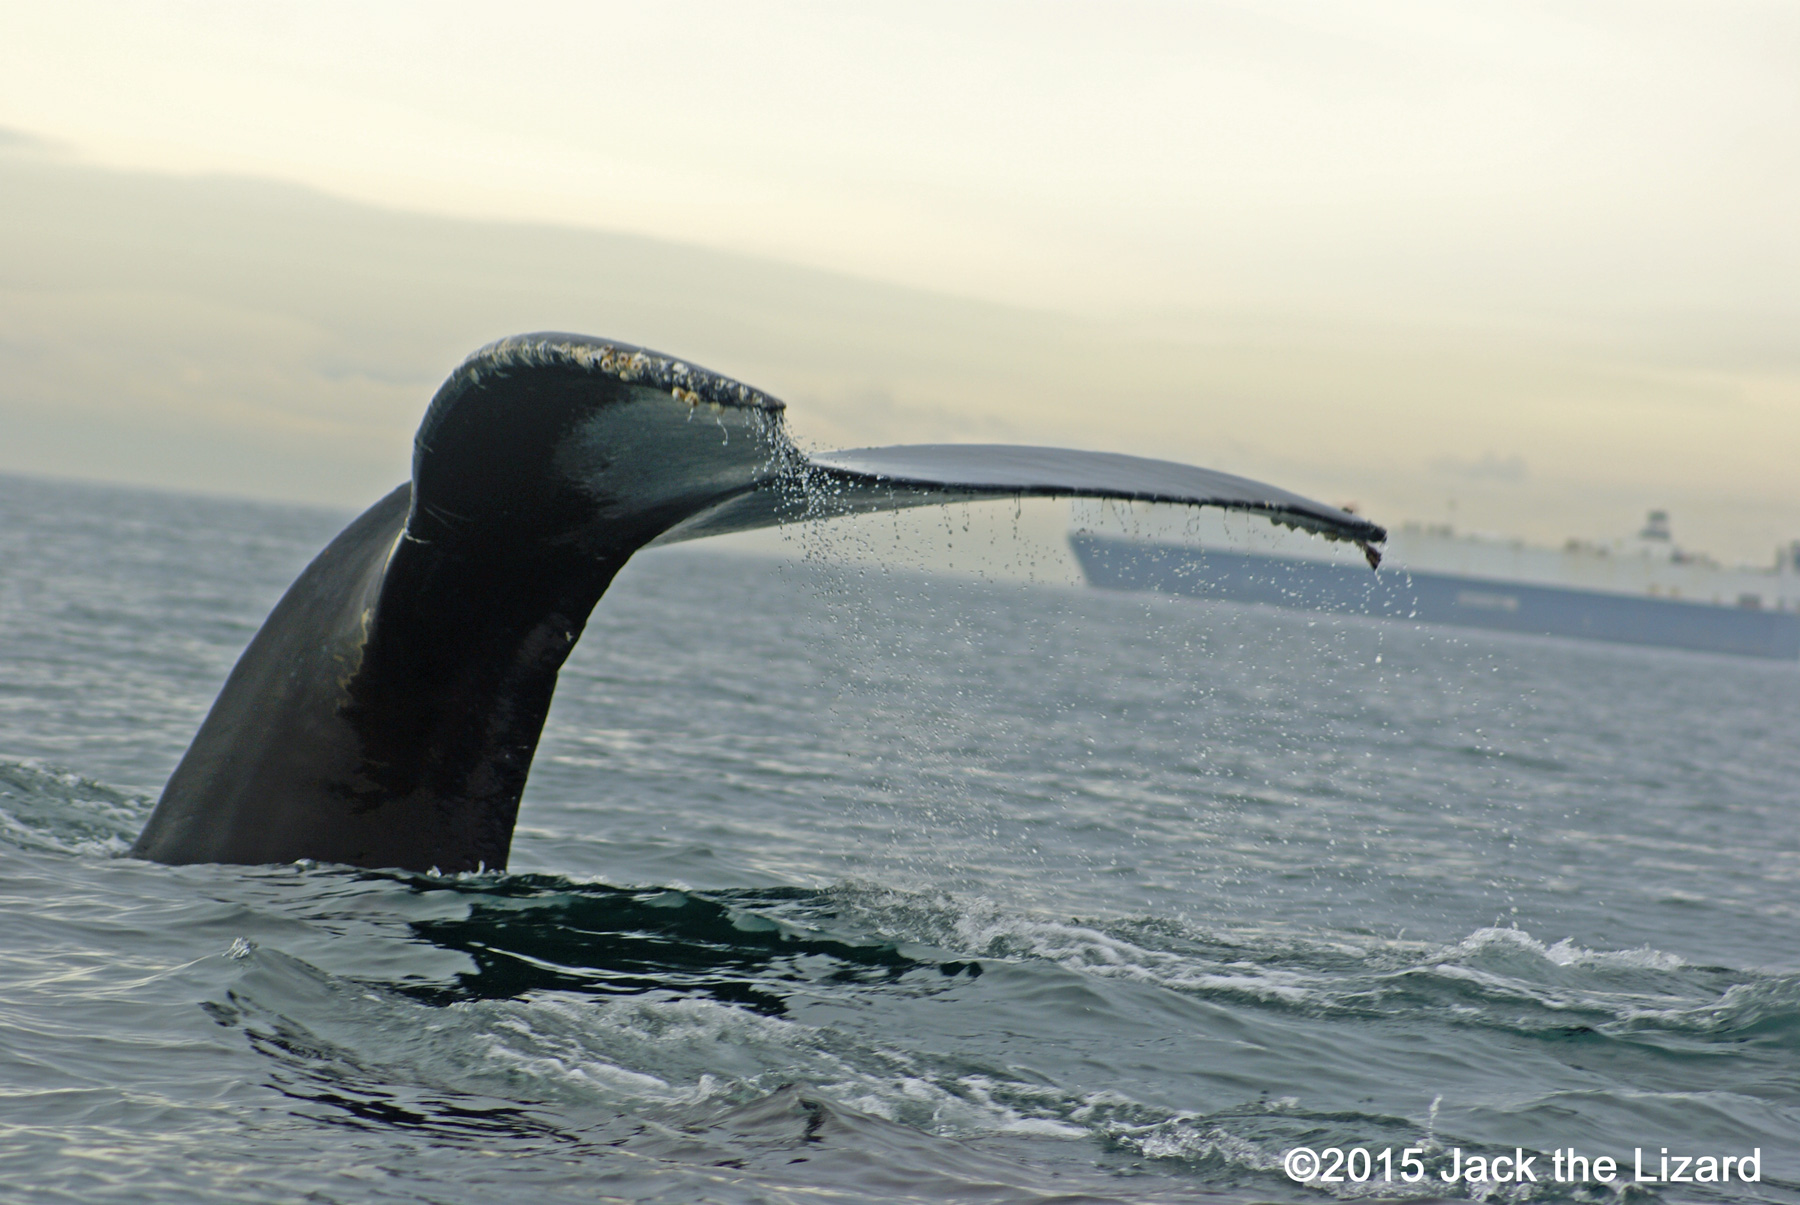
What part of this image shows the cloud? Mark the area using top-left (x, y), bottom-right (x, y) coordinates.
top-left (1, 154), bottom-right (1794, 563)
top-left (1430, 452), bottom-right (1527, 483)
top-left (0, 127), bottom-right (58, 155)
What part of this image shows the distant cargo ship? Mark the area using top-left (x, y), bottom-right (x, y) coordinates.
top-left (1070, 511), bottom-right (1800, 660)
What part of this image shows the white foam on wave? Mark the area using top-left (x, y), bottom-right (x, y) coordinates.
top-left (1107, 1114), bottom-right (1277, 1168)
top-left (799, 885), bottom-right (1737, 1044)
top-left (1445, 925), bottom-right (1684, 972)
top-left (812, 884), bottom-right (1333, 1007)
top-left (882, 897), bottom-right (1787, 1051)
top-left (469, 991), bottom-right (1100, 1140)
top-left (1614, 973), bottom-right (1800, 1035)
top-left (220, 943), bottom-right (1118, 1147)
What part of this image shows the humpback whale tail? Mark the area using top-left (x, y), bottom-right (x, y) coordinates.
top-left (130, 334), bottom-right (1384, 873)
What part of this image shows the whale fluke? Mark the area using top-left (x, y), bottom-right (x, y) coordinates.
top-left (130, 333), bottom-right (1383, 873)
top-left (654, 443), bottom-right (1384, 558)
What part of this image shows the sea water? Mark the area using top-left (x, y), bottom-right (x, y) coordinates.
top-left (0, 470), bottom-right (1796, 1203)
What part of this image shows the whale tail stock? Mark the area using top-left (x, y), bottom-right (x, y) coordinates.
top-left (130, 333), bottom-right (1384, 872)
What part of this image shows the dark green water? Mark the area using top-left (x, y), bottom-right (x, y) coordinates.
top-left (1, 471), bottom-right (1796, 1202)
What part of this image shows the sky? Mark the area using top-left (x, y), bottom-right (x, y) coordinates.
top-left (2, 0), bottom-right (1797, 563)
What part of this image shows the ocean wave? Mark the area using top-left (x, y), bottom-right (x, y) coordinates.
top-left (215, 939), bottom-right (1112, 1146)
top-left (1446, 925), bottom-right (1685, 972)
top-left (1613, 973), bottom-right (1800, 1042)
top-left (0, 759), bottom-right (150, 855)
top-left (777, 884), bottom-right (1779, 1050)
top-left (209, 935), bottom-right (1475, 1201)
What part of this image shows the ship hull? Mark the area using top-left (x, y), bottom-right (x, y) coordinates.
top-left (1070, 534), bottom-right (1800, 661)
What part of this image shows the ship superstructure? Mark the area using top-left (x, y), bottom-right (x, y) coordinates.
top-left (1380, 510), bottom-right (1800, 613)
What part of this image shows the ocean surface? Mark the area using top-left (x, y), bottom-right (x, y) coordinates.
top-left (1, 469), bottom-right (1796, 1204)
